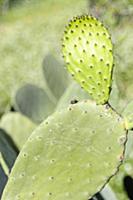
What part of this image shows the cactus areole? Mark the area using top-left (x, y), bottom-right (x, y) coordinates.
top-left (1, 15), bottom-right (132, 200)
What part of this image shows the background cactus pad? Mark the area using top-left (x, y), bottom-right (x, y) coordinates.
top-left (122, 100), bottom-right (133, 130)
top-left (62, 15), bottom-right (113, 105)
top-left (2, 101), bottom-right (126, 200)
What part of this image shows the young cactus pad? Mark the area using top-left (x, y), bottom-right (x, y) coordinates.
top-left (2, 101), bottom-right (127, 200)
top-left (62, 15), bottom-right (113, 105)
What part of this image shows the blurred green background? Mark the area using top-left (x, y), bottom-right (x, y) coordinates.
top-left (0, 0), bottom-right (133, 199)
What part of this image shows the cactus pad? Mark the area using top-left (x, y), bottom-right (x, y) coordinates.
top-left (0, 112), bottom-right (36, 149)
top-left (62, 15), bottom-right (113, 105)
top-left (2, 101), bottom-right (127, 200)
top-left (122, 100), bottom-right (133, 130)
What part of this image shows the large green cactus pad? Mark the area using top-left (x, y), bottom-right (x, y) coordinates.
top-left (2, 101), bottom-right (126, 200)
top-left (62, 15), bottom-right (113, 105)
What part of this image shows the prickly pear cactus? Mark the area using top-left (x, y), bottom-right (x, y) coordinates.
top-left (1, 101), bottom-right (126, 200)
top-left (1, 15), bottom-right (129, 200)
top-left (62, 15), bottom-right (113, 104)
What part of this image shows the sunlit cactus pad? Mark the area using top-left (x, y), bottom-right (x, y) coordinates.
top-left (122, 100), bottom-right (133, 130)
top-left (62, 15), bottom-right (113, 104)
top-left (2, 101), bottom-right (126, 200)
